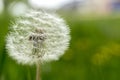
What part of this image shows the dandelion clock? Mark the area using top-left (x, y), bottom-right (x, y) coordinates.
top-left (6, 9), bottom-right (70, 80)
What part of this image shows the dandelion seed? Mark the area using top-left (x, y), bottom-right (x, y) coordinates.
top-left (6, 9), bottom-right (70, 65)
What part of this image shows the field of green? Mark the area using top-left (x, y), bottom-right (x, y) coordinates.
top-left (1, 5), bottom-right (120, 80)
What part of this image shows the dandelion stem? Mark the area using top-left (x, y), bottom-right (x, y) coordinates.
top-left (36, 63), bottom-right (41, 80)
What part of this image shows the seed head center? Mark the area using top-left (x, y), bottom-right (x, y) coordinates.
top-left (29, 29), bottom-right (46, 42)
top-left (29, 29), bottom-right (46, 49)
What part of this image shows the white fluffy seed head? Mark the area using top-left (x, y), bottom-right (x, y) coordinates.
top-left (6, 9), bottom-right (70, 65)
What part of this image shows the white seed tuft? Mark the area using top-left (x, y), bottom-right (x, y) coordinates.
top-left (6, 9), bottom-right (70, 65)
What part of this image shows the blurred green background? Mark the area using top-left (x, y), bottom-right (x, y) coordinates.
top-left (1, 0), bottom-right (120, 80)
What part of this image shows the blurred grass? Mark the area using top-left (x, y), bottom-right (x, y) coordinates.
top-left (1, 12), bottom-right (120, 80)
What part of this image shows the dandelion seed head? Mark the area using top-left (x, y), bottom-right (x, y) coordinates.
top-left (6, 9), bottom-right (70, 65)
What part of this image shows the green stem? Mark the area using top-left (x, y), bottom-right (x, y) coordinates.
top-left (36, 63), bottom-right (41, 80)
